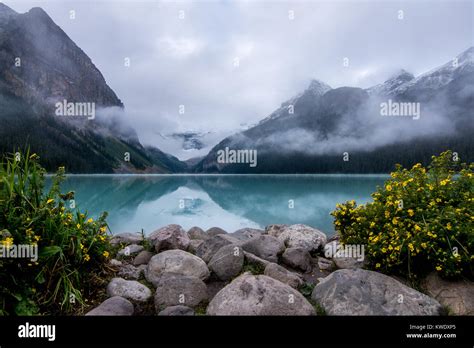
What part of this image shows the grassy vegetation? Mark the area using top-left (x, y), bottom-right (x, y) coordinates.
top-left (332, 151), bottom-right (473, 281)
top-left (242, 260), bottom-right (265, 275)
top-left (0, 150), bottom-right (113, 315)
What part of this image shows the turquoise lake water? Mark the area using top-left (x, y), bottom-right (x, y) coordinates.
top-left (52, 175), bottom-right (388, 236)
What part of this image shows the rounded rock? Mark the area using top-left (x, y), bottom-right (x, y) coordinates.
top-left (146, 250), bottom-right (210, 285)
top-left (207, 273), bottom-right (315, 316)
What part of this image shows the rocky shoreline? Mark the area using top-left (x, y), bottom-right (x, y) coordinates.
top-left (86, 224), bottom-right (474, 316)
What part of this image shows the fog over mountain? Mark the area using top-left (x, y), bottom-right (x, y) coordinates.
top-left (6, 0), bottom-right (472, 160)
top-left (196, 47), bottom-right (474, 173)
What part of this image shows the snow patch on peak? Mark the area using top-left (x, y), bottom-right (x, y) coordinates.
top-left (366, 69), bottom-right (414, 96)
top-left (307, 79), bottom-right (332, 97)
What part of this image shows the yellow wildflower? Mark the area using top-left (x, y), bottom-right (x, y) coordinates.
top-left (103, 251), bottom-right (110, 258)
top-left (440, 179), bottom-right (450, 186)
top-left (46, 198), bottom-right (54, 204)
top-left (83, 254), bottom-right (90, 262)
top-left (407, 209), bottom-right (414, 217)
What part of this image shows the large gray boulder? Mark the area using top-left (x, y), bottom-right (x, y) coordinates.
top-left (243, 251), bottom-right (270, 269)
top-left (117, 264), bottom-right (146, 280)
top-left (317, 257), bottom-right (336, 272)
top-left (154, 273), bottom-right (207, 310)
top-left (208, 245), bottom-right (244, 281)
top-left (110, 232), bottom-right (143, 246)
top-left (241, 235), bottom-right (285, 263)
top-left (133, 250), bottom-right (154, 266)
top-left (281, 247), bottom-right (312, 272)
top-left (148, 224), bottom-right (190, 252)
top-left (264, 263), bottom-right (303, 289)
top-left (206, 227), bottom-right (228, 237)
top-left (264, 224), bottom-right (288, 237)
top-left (333, 257), bottom-right (367, 270)
top-left (146, 250), bottom-right (210, 284)
top-left (275, 224), bottom-right (327, 252)
top-left (195, 234), bottom-right (239, 263)
top-left (423, 273), bottom-right (474, 315)
top-left (311, 269), bottom-right (442, 315)
top-left (207, 273), bottom-right (316, 315)
top-left (187, 226), bottom-right (209, 240)
top-left (86, 296), bottom-right (134, 316)
top-left (158, 305), bottom-right (195, 316)
top-left (106, 278), bottom-right (152, 303)
top-left (187, 239), bottom-right (204, 254)
top-left (232, 228), bottom-right (263, 241)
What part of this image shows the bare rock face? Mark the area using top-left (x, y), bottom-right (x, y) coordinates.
top-left (86, 296), bottom-right (134, 316)
top-left (148, 224), bottom-right (190, 252)
top-left (312, 269), bottom-right (442, 315)
top-left (207, 273), bottom-right (316, 316)
top-left (154, 273), bottom-right (207, 310)
top-left (241, 235), bottom-right (285, 263)
top-left (0, 5), bottom-right (123, 107)
top-left (264, 263), bottom-right (303, 289)
top-left (423, 273), bottom-right (474, 315)
top-left (208, 245), bottom-right (244, 281)
top-left (146, 250), bottom-right (210, 285)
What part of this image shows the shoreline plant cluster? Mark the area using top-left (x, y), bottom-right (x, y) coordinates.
top-left (332, 151), bottom-right (473, 280)
top-left (0, 150), bottom-right (112, 315)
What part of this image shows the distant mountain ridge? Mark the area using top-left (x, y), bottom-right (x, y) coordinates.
top-left (0, 4), bottom-right (186, 173)
top-left (195, 47), bottom-right (474, 173)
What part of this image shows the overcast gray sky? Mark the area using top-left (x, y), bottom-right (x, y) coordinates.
top-left (6, 0), bottom-right (474, 159)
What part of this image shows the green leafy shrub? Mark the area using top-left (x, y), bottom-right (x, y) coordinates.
top-left (332, 151), bottom-right (473, 280)
top-left (0, 150), bottom-right (112, 315)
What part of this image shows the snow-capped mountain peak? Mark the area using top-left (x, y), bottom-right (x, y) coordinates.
top-left (306, 79), bottom-right (332, 97)
top-left (366, 69), bottom-right (414, 96)
top-left (391, 46), bottom-right (474, 96)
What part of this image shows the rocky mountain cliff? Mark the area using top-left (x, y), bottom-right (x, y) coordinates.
top-left (195, 47), bottom-right (474, 173)
top-left (0, 4), bottom-right (186, 173)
